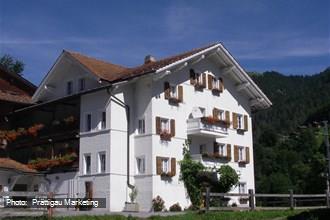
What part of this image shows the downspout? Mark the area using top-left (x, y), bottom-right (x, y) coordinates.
top-left (106, 87), bottom-right (134, 189)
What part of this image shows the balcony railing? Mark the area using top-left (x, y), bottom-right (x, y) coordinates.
top-left (191, 153), bottom-right (230, 166)
top-left (187, 117), bottom-right (229, 137)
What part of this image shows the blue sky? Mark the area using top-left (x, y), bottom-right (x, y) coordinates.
top-left (0, 0), bottom-right (329, 85)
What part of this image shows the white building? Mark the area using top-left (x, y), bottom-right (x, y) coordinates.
top-left (30, 43), bottom-right (271, 211)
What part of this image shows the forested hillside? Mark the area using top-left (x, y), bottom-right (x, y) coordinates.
top-left (251, 67), bottom-right (330, 194)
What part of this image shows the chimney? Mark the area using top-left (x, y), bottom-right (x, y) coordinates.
top-left (144, 55), bottom-right (156, 64)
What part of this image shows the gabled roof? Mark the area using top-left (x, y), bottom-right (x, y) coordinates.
top-left (0, 158), bottom-right (37, 173)
top-left (34, 42), bottom-right (271, 109)
top-left (65, 43), bottom-right (217, 83)
top-left (66, 50), bottom-right (128, 82)
top-left (0, 66), bottom-right (36, 104)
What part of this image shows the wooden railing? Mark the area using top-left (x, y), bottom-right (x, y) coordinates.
top-left (203, 188), bottom-right (330, 211)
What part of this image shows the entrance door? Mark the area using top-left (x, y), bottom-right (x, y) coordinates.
top-left (85, 181), bottom-right (93, 199)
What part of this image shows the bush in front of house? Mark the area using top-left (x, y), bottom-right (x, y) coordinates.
top-left (169, 203), bottom-right (182, 212)
top-left (152, 195), bottom-right (165, 212)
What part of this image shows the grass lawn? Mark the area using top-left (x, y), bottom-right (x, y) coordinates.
top-left (2, 209), bottom-right (330, 220)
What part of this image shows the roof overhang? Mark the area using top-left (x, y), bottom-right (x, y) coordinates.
top-left (154, 43), bottom-right (272, 110)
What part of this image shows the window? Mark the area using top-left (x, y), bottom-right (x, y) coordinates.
top-left (66, 81), bottom-right (73, 95)
top-left (237, 114), bottom-right (243, 129)
top-left (86, 114), bottom-right (92, 132)
top-left (79, 78), bottom-right (85, 91)
top-left (219, 110), bottom-right (224, 120)
top-left (161, 158), bottom-right (170, 173)
top-left (98, 152), bottom-right (106, 173)
top-left (160, 118), bottom-right (169, 133)
top-left (138, 118), bottom-right (145, 134)
top-left (101, 111), bottom-right (106, 129)
top-left (199, 107), bottom-right (206, 116)
top-left (196, 73), bottom-right (202, 84)
top-left (238, 182), bottom-right (246, 194)
top-left (84, 154), bottom-right (91, 174)
top-left (219, 144), bottom-right (226, 156)
top-left (170, 85), bottom-right (177, 98)
top-left (136, 156), bottom-right (145, 174)
top-left (199, 144), bottom-right (207, 154)
top-left (212, 77), bottom-right (219, 89)
top-left (238, 146), bottom-right (245, 161)
top-left (33, 184), bottom-right (39, 192)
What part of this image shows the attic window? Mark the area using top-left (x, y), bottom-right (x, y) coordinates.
top-left (79, 78), bottom-right (85, 91)
top-left (67, 81), bottom-right (73, 95)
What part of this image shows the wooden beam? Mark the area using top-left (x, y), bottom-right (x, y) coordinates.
top-left (236, 82), bottom-right (250, 91)
top-left (221, 66), bottom-right (235, 75)
top-left (190, 54), bottom-right (205, 65)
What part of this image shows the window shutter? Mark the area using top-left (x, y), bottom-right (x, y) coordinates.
top-left (156, 117), bottom-right (161, 134)
top-left (207, 75), bottom-right (213, 90)
top-left (156, 156), bottom-right (162, 175)
top-left (202, 73), bottom-right (207, 88)
top-left (170, 119), bottom-right (175, 137)
top-left (219, 77), bottom-right (224, 92)
top-left (227, 144), bottom-right (231, 160)
top-left (232, 113), bottom-right (238, 129)
top-left (164, 82), bottom-right (170, 99)
top-left (178, 85), bottom-right (183, 102)
top-left (244, 115), bottom-right (248, 131)
top-left (225, 111), bottom-right (230, 124)
top-left (213, 142), bottom-right (219, 154)
top-left (234, 145), bottom-right (239, 162)
top-left (213, 108), bottom-right (220, 119)
top-left (245, 147), bottom-right (250, 164)
top-left (189, 69), bottom-right (196, 85)
top-left (171, 158), bottom-right (176, 176)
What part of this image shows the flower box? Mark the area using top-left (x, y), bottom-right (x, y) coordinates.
top-left (168, 97), bottom-right (181, 105)
top-left (160, 131), bottom-right (172, 141)
top-left (202, 153), bottom-right (230, 161)
top-left (160, 172), bottom-right (173, 178)
top-left (238, 161), bottom-right (247, 167)
top-left (124, 202), bottom-right (140, 212)
top-left (194, 83), bottom-right (205, 90)
top-left (211, 87), bottom-right (222, 95)
top-left (28, 153), bottom-right (77, 171)
top-left (201, 116), bottom-right (230, 128)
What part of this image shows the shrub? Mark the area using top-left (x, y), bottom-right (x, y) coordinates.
top-left (129, 186), bottom-right (138, 203)
top-left (152, 195), bottom-right (165, 212)
top-left (215, 165), bottom-right (239, 193)
top-left (169, 203), bottom-right (182, 212)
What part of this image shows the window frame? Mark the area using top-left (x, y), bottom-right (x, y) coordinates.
top-left (161, 158), bottom-right (170, 173)
top-left (238, 146), bottom-right (245, 161)
top-left (219, 144), bottom-right (226, 156)
top-left (237, 114), bottom-right (243, 129)
top-left (170, 84), bottom-right (177, 98)
top-left (136, 156), bottom-right (146, 174)
top-left (66, 81), bottom-right (73, 95)
top-left (101, 111), bottom-right (106, 130)
top-left (138, 118), bottom-right (145, 134)
top-left (238, 182), bottom-right (247, 194)
top-left (78, 78), bottom-right (85, 91)
top-left (160, 118), bottom-right (170, 133)
top-left (84, 154), bottom-right (91, 175)
top-left (98, 152), bottom-right (106, 173)
top-left (85, 113), bottom-right (92, 132)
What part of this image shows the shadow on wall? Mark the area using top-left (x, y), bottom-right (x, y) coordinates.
top-left (287, 208), bottom-right (330, 220)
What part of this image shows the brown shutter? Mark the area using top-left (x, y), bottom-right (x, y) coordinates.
top-left (213, 108), bottom-right (220, 119)
top-left (213, 142), bottom-right (219, 154)
top-left (232, 113), bottom-right (238, 129)
top-left (227, 144), bottom-right (231, 160)
top-left (219, 77), bottom-right (224, 92)
top-left (189, 69), bottom-right (196, 85)
top-left (202, 73), bottom-right (207, 88)
top-left (245, 147), bottom-right (250, 164)
top-left (225, 111), bottom-right (230, 123)
top-left (207, 75), bottom-right (213, 90)
top-left (234, 145), bottom-right (239, 162)
top-left (156, 117), bottom-right (161, 134)
top-left (156, 156), bottom-right (162, 175)
top-left (170, 119), bottom-right (175, 137)
top-left (164, 82), bottom-right (170, 99)
top-left (178, 85), bottom-right (183, 102)
top-left (171, 158), bottom-right (176, 176)
top-left (244, 115), bottom-right (248, 131)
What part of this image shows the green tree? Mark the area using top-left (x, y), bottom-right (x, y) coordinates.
top-left (215, 165), bottom-right (239, 193)
top-left (0, 54), bottom-right (25, 75)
